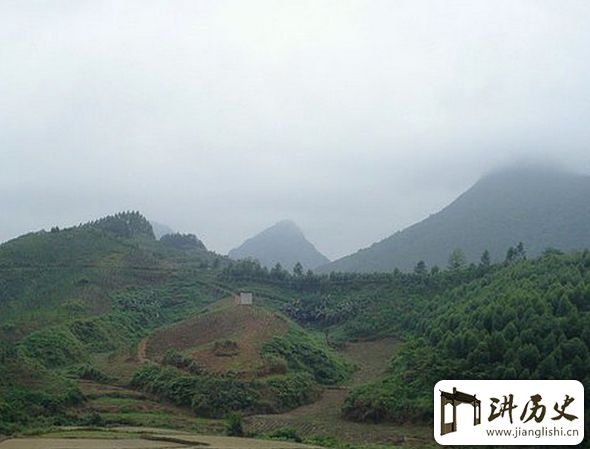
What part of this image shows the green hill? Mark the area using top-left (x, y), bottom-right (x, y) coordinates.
top-left (220, 252), bottom-right (590, 436)
top-left (319, 167), bottom-right (590, 272)
top-left (1, 210), bottom-right (589, 444)
top-left (341, 251), bottom-right (590, 424)
top-left (0, 213), bottom-right (349, 434)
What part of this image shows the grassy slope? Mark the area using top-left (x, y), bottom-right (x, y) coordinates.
top-left (0, 218), bottom-right (351, 435)
top-left (2, 216), bottom-right (589, 446)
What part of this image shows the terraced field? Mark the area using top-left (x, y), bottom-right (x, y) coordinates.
top-left (76, 381), bottom-right (222, 433)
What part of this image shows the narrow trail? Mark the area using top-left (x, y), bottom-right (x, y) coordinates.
top-left (245, 338), bottom-right (430, 445)
top-left (137, 336), bottom-right (148, 362)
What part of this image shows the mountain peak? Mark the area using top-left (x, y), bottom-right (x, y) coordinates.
top-left (229, 221), bottom-right (329, 271)
top-left (84, 211), bottom-right (155, 240)
top-left (261, 219), bottom-right (303, 237)
top-left (319, 166), bottom-right (590, 273)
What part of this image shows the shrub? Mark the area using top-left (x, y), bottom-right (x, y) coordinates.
top-left (258, 354), bottom-right (288, 376)
top-left (212, 340), bottom-right (239, 357)
top-left (19, 328), bottom-right (85, 368)
top-left (262, 329), bottom-right (351, 384)
top-left (70, 364), bottom-right (110, 383)
top-left (161, 350), bottom-right (203, 374)
top-left (266, 373), bottom-right (317, 410)
top-left (268, 427), bottom-right (302, 443)
top-left (224, 412), bottom-right (244, 436)
top-left (160, 233), bottom-right (205, 250)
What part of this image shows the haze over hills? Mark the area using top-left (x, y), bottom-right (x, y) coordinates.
top-left (228, 219), bottom-right (330, 271)
top-left (150, 221), bottom-right (176, 239)
top-left (318, 166), bottom-right (590, 273)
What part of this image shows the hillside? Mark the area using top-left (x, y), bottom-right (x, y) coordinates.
top-left (319, 167), bottom-right (590, 272)
top-left (219, 250), bottom-right (590, 435)
top-left (228, 220), bottom-right (329, 271)
top-left (0, 213), bottom-right (350, 435)
top-left (0, 212), bottom-right (219, 336)
top-left (342, 251), bottom-right (590, 424)
top-left (2, 209), bottom-right (589, 445)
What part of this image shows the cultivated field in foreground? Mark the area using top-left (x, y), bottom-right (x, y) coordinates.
top-left (0, 428), bottom-right (322, 449)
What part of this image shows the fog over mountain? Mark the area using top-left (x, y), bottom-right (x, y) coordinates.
top-left (150, 221), bottom-right (176, 240)
top-left (320, 166), bottom-right (590, 272)
top-left (229, 220), bottom-right (330, 271)
top-left (2, 2), bottom-right (590, 258)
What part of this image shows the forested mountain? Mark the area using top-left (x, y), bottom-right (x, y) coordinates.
top-left (220, 250), bottom-right (590, 437)
top-left (340, 251), bottom-right (590, 426)
top-left (319, 167), bottom-right (590, 272)
top-left (228, 220), bottom-right (330, 271)
top-left (1, 209), bottom-right (589, 442)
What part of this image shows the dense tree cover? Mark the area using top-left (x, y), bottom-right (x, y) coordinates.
top-left (130, 364), bottom-right (319, 417)
top-left (261, 328), bottom-right (352, 384)
top-left (342, 251), bottom-right (590, 427)
top-left (160, 233), bottom-right (206, 250)
top-left (83, 211), bottom-right (155, 239)
top-left (223, 247), bottom-right (590, 436)
top-left (2, 209), bottom-right (590, 440)
top-left (285, 295), bottom-right (357, 327)
top-left (0, 214), bottom-right (222, 338)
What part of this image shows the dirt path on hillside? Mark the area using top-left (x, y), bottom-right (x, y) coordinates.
top-left (245, 338), bottom-right (430, 445)
top-left (137, 337), bottom-right (148, 362)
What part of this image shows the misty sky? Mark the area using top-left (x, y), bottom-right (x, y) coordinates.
top-left (2, 1), bottom-right (590, 259)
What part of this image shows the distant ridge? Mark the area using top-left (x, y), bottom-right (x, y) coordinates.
top-left (318, 166), bottom-right (590, 272)
top-left (228, 220), bottom-right (330, 271)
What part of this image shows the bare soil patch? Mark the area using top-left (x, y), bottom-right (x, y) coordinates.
top-left (145, 306), bottom-right (288, 375)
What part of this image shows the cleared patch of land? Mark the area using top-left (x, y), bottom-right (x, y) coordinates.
top-left (145, 305), bottom-right (289, 375)
top-left (0, 438), bottom-right (182, 449)
top-left (245, 338), bottom-right (432, 445)
top-left (0, 428), bottom-right (321, 449)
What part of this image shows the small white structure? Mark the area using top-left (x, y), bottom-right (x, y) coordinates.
top-left (236, 292), bottom-right (253, 305)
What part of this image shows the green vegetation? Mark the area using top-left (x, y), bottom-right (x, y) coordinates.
top-left (160, 233), bottom-right (206, 250)
top-left (222, 246), bottom-right (590, 437)
top-left (1, 209), bottom-right (589, 445)
top-left (224, 412), bottom-right (244, 436)
top-left (265, 427), bottom-right (303, 442)
top-left (130, 363), bottom-right (321, 417)
top-left (262, 328), bottom-right (351, 384)
top-left (320, 168), bottom-right (590, 272)
top-left (130, 363), bottom-right (259, 417)
top-left (82, 211), bottom-right (155, 239)
top-left (342, 251), bottom-right (590, 424)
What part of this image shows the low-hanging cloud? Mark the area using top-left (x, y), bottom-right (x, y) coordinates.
top-left (1, 0), bottom-right (590, 259)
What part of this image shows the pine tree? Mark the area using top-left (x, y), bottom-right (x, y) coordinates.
top-left (480, 249), bottom-right (491, 268)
